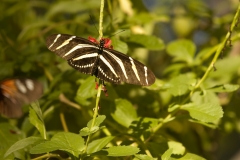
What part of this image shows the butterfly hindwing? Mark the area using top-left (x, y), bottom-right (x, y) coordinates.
top-left (102, 48), bottom-right (155, 86)
top-left (0, 79), bottom-right (43, 118)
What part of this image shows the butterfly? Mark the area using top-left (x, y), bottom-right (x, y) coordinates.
top-left (0, 79), bottom-right (43, 118)
top-left (46, 34), bottom-right (155, 86)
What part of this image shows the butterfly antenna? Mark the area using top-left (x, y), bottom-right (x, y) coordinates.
top-left (109, 30), bottom-right (126, 38)
top-left (89, 15), bottom-right (99, 36)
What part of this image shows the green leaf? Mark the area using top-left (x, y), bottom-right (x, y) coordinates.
top-left (207, 84), bottom-right (239, 92)
top-left (166, 39), bottom-right (195, 63)
top-left (0, 123), bottom-right (23, 159)
top-left (191, 91), bottom-right (220, 106)
top-left (75, 76), bottom-right (97, 106)
top-left (130, 117), bottom-right (159, 133)
top-left (87, 136), bottom-right (115, 154)
top-left (166, 74), bottom-right (196, 96)
top-left (30, 102), bottom-right (44, 122)
top-left (30, 132), bottom-right (85, 157)
top-left (168, 104), bottom-right (181, 112)
top-left (87, 115), bottom-right (106, 128)
top-left (79, 126), bottom-right (100, 136)
top-left (80, 116), bottom-right (106, 136)
top-left (167, 141), bottom-right (185, 155)
top-left (111, 99), bottom-right (137, 127)
top-left (161, 148), bottom-right (173, 160)
top-left (4, 137), bottom-right (45, 157)
top-left (147, 141), bottom-right (185, 156)
top-left (80, 127), bottom-right (91, 136)
top-left (128, 34), bottom-right (164, 50)
top-left (103, 146), bottom-right (139, 156)
top-left (46, 0), bottom-right (100, 19)
top-left (29, 107), bottom-right (46, 138)
top-left (175, 153), bottom-right (206, 160)
top-left (135, 154), bottom-right (157, 160)
top-left (209, 56), bottom-right (240, 83)
top-left (111, 37), bottom-right (128, 54)
top-left (181, 103), bottom-right (223, 124)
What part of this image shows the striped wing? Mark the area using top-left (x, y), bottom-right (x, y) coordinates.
top-left (100, 48), bottom-right (155, 85)
top-left (46, 34), bottom-right (99, 75)
top-left (46, 34), bottom-right (155, 86)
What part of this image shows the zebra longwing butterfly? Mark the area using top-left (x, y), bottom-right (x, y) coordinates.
top-left (0, 79), bottom-right (43, 118)
top-left (46, 34), bottom-right (155, 86)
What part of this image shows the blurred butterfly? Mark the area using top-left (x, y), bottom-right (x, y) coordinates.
top-left (0, 79), bottom-right (43, 118)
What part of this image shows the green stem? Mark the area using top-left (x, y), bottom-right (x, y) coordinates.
top-left (99, 0), bottom-right (104, 38)
top-left (145, 4), bottom-right (240, 142)
top-left (84, 83), bottom-right (102, 153)
top-left (84, 0), bottom-right (105, 153)
top-left (189, 4), bottom-right (240, 97)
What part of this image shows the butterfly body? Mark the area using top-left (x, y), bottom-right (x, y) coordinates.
top-left (46, 34), bottom-right (155, 86)
top-left (0, 79), bottom-right (43, 118)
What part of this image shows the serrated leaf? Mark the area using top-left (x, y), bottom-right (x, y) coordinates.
top-left (161, 148), bottom-right (173, 160)
top-left (207, 84), bottom-right (239, 92)
top-left (191, 91), bottom-right (220, 106)
top-left (87, 136), bottom-right (115, 154)
top-left (167, 141), bottom-right (185, 155)
top-left (4, 137), bottom-right (45, 157)
top-left (79, 126), bottom-right (99, 136)
top-left (130, 117), bottom-right (159, 133)
top-left (103, 146), bottom-right (139, 156)
top-left (188, 119), bottom-right (218, 129)
top-left (181, 103), bottom-right (223, 123)
top-left (30, 132), bottom-right (85, 157)
top-left (128, 34), bottom-right (164, 50)
top-left (166, 74), bottom-right (196, 96)
top-left (166, 39), bottom-right (195, 63)
top-left (135, 154), bottom-right (157, 160)
top-left (29, 107), bottom-right (46, 138)
top-left (80, 127), bottom-right (91, 136)
top-left (176, 153), bottom-right (206, 160)
top-left (87, 115), bottom-right (106, 128)
top-left (30, 141), bottom-right (61, 154)
top-left (209, 56), bottom-right (240, 83)
top-left (147, 141), bottom-right (185, 156)
top-left (111, 99), bottom-right (137, 127)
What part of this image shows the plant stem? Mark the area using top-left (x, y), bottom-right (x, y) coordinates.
top-left (84, 83), bottom-right (102, 152)
top-left (84, 0), bottom-right (105, 153)
top-left (99, 0), bottom-right (104, 38)
top-left (60, 110), bottom-right (69, 132)
top-left (145, 4), bottom-right (240, 143)
top-left (189, 4), bottom-right (240, 97)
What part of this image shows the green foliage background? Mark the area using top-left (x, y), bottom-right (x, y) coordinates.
top-left (1, 0), bottom-right (240, 160)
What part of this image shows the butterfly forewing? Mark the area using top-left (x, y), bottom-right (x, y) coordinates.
top-left (0, 79), bottom-right (43, 118)
top-left (46, 34), bottom-right (97, 60)
top-left (46, 34), bottom-right (155, 86)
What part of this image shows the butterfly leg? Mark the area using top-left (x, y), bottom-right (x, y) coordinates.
top-left (95, 78), bottom-right (99, 89)
top-left (102, 81), bottom-right (108, 97)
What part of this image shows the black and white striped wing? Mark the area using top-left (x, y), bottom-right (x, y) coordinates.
top-left (46, 34), bottom-right (155, 86)
top-left (99, 48), bottom-right (155, 86)
top-left (46, 34), bottom-right (99, 75)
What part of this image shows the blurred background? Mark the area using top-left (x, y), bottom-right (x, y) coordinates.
top-left (0, 0), bottom-right (240, 160)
